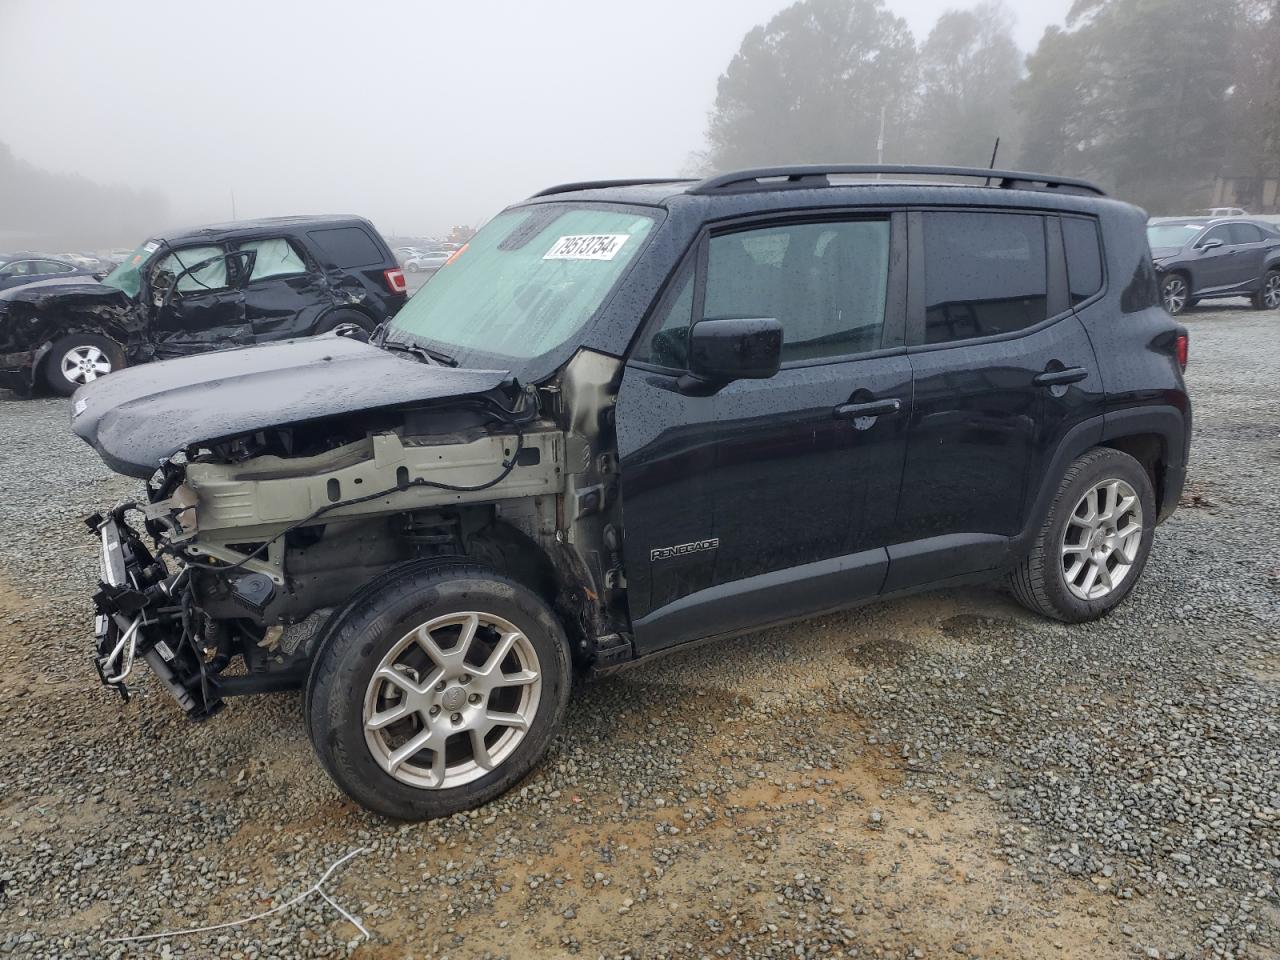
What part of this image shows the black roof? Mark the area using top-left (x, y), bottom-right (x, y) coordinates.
top-left (161, 214), bottom-right (374, 245)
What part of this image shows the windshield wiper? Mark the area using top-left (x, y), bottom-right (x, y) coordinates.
top-left (420, 346), bottom-right (459, 367)
top-left (378, 334), bottom-right (458, 367)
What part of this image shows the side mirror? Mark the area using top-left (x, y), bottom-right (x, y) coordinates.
top-left (1198, 237), bottom-right (1223, 251)
top-left (679, 317), bottom-right (782, 394)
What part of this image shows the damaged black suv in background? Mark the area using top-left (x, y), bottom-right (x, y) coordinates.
top-left (0, 215), bottom-right (406, 396)
top-left (74, 165), bottom-right (1190, 820)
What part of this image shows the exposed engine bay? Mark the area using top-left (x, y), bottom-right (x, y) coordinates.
top-left (87, 348), bottom-right (629, 720)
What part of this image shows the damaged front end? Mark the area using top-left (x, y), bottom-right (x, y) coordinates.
top-left (78, 338), bottom-right (629, 720)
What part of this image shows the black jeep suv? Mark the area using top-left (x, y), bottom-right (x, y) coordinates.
top-left (0, 215), bottom-right (406, 396)
top-left (74, 165), bottom-right (1190, 820)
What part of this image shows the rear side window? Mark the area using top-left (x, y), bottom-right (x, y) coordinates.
top-left (921, 212), bottom-right (1048, 344)
top-left (241, 238), bottom-right (308, 280)
top-left (1062, 217), bottom-right (1104, 304)
top-left (306, 226), bottom-right (383, 268)
top-left (1228, 222), bottom-right (1264, 244)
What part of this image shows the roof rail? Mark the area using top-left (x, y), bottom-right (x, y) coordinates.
top-left (688, 165), bottom-right (1107, 197)
top-left (530, 178), bottom-right (692, 199)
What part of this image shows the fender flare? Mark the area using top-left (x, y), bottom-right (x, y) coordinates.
top-left (1013, 404), bottom-right (1189, 556)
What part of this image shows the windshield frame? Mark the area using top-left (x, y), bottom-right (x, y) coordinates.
top-left (386, 200), bottom-right (666, 380)
top-left (101, 238), bottom-right (164, 298)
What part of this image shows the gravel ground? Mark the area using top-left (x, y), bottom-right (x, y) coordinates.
top-left (0, 303), bottom-right (1276, 959)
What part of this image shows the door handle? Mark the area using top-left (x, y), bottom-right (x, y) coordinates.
top-left (834, 397), bottom-right (901, 419)
top-left (1033, 366), bottom-right (1088, 387)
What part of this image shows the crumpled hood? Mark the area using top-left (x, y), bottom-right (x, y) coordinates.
top-left (71, 333), bottom-right (511, 477)
top-left (0, 280), bottom-right (125, 308)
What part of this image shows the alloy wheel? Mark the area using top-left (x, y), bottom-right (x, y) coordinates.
top-left (363, 611), bottom-right (542, 790)
top-left (60, 345), bottom-right (112, 385)
top-left (1264, 273), bottom-right (1280, 310)
top-left (1060, 479), bottom-right (1144, 602)
top-left (1162, 276), bottom-right (1187, 314)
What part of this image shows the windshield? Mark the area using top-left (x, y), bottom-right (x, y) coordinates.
top-left (1146, 223), bottom-right (1202, 249)
top-left (388, 205), bottom-right (655, 363)
top-left (101, 239), bottom-right (162, 297)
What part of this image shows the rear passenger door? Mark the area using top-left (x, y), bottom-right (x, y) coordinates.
top-left (1226, 222), bottom-right (1268, 289)
top-left (886, 209), bottom-right (1102, 592)
top-left (235, 237), bottom-right (327, 340)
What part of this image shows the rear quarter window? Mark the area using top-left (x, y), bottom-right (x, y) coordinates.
top-left (1062, 216), bottom-right (1104, 304)
top-left (306, 226), bottom-right (384, 269)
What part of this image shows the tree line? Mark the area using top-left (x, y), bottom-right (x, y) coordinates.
top-left (0, 142), bottom-right (170, 252)
top-left (702, 0), bottom-right (1279, 213)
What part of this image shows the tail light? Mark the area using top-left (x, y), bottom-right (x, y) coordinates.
top-left (1175, 333), bottom-right (1188, 371)
top-left (384, 267), bottom-right (407, 295)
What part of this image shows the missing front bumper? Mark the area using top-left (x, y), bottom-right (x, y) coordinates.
top-left (86, 511), bottom-right (224, 720)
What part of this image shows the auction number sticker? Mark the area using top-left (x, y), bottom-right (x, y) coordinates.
top-left (543, 234), bottom-right (630, 261)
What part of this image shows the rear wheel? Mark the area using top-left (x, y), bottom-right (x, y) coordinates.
top-left (305, 562), bottom-right (571, 820)
top-left (1010, 448), bottom-right (1156, 623)
top-left (1160, 273), bottom-right (1190, 315)
top-left (43, 333), bottom-right (125, 396)
top-left (312, 309), bottom-right (374, 336)
top-left (1253, 269), bottom-right (1280, 311)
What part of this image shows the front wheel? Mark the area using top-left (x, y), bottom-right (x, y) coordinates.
top-left (1010, 448), bottom-right (1156, 623)
top-left (1160, 273), bottom-right (1190, 315)
top-left (1253, 269), bottom-right (1280, 311)
top-left (43, 333), bottom-right (125, 396)
top-left (305, 562), bottom-right (571, 820)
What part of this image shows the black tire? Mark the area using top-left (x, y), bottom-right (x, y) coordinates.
top-left (42, 333), bottom-right (126, 397)
top-left (1252, 269), bottom-right (1280, 311)
top-left (1160, 272), bottom-right (1191, 316)
top-left (1010, 448), bottom-right (1156, 623)
top-left (305, 561), bottom-right (571, 820)
top-left (312, 309), bottom-right (374, 336)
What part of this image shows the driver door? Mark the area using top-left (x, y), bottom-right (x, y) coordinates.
top-left (616, 213), bottom-right (910, 655)
top-left (147, 244), bottom-right (248, 350)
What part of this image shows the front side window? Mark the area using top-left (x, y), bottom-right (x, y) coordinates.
top-left (632, 268), bottom-right (694, 367)
top-left (1199, 225), bottom-right (1232, 248)
top-left (153, 245), bottom-right (229, 294)
top-left (390, 205), bottom-right (655, 361)
top-left (241, 238), bottom-right (308, 280)
top-left (704, 219), bottom-right (890, 362)
top-left (922, 212), bottom-right (1048, 344)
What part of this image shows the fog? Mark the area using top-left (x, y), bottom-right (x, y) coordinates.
top-left (0, 0), bottom-right (1073, 245)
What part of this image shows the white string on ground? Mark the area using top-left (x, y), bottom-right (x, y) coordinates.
top-left (103, 846), bottom-right (372, 945)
